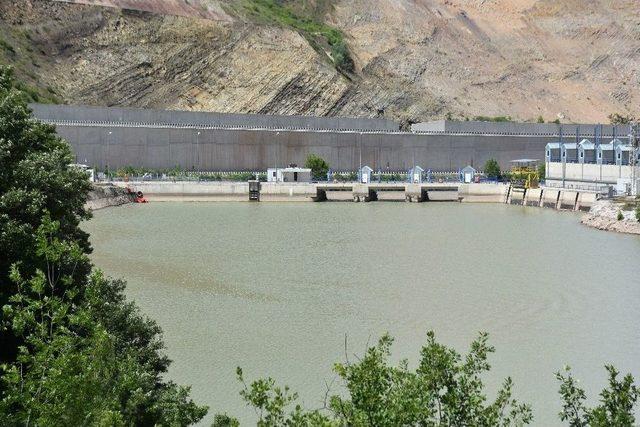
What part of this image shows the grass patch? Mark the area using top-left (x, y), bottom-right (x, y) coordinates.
top-left (231, 0), bottom-right (354, 73)
top-left (0, 37), bottom-right (16, 56)
top-left (473, 115), bottom-right (513, 122)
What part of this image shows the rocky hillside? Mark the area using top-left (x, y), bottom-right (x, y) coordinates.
top-left (0, 0), bottom-right (638, 126)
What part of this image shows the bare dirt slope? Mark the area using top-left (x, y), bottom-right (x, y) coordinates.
top-left (0, 0), bottom-right (637, 125)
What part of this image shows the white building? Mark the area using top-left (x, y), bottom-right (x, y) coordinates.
top-left (545, 139), bottom-right (640, 194)
top-left (266, 167), bottom-right (312, 183)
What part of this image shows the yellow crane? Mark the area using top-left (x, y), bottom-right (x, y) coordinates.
top-left (510, 159), bottom-right (540, 189)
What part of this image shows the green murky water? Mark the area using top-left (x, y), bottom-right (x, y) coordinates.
top-left (84, 202), bottom-right (640, 426)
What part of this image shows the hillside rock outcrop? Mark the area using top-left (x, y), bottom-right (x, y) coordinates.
top-left (1, 0), bottom-right (638, 124)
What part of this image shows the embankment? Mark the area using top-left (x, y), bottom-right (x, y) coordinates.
top-left (581, 200), bottom-right (640, 235)
top-left (86, 184), bottom-right (135, 210)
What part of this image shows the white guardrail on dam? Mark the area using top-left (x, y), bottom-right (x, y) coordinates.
top-left (40, 119), bottom-right (588, 138)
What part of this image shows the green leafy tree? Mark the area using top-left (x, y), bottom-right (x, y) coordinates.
top-left (484, 158), bottom-right (501, 179)
top-left (0, 65), bottom-right (93, 362)
top-left (538, 163), bottom-right (546, 182)
top-left (537, 116), bottom-right (545, 123)
top-left (0, 65), bottom-right (207, 425)
top-left (305, 153), bottom-right (330, 181)
top-left (557, 365), bottom-right (639, 426)
top-left (220, 332), bottom-right (532, 426)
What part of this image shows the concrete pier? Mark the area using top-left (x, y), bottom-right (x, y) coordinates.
top-left (315, 183), bottom-right (459, 203)
top-left (524, 188), bottom-right (543, 207)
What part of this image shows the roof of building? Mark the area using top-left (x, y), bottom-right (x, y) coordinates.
top-left (268, 167), bottom-right (312, 172)
top-left (616, 144), bottom-right (634, 152)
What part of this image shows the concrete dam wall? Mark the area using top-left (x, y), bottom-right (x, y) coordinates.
top-left (33, 104), bottom-right (559, 172)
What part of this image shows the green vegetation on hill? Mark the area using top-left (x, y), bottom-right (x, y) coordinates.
top-left (227, 0), bottom-right (354, 73)
top-left (0, 30), bottom-right (62, 104)
top-left (473, 115), bottom-right (513, 122)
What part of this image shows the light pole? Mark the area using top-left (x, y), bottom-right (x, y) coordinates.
top-left (359, 132), bottom-right (363, 181)
top-left (196, 131), bottom-right (201, 172)
top-left (107, 131), bottom-right (112, 181)
top-left (276, 131), bottom-right (280, 183)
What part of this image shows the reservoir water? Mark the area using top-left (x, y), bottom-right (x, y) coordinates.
top-left (83, 202), bottom-right (640, 426)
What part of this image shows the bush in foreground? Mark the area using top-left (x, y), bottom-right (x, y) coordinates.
top-left (0, 65), bottom-right (207, 425)
top-left (216, 332), bottom-right (533, 426)
top-left (217, 334), bottom-right (639, 427)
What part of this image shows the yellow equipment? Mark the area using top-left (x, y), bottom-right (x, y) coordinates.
top-left (510, 159), bottom-right (539, 189)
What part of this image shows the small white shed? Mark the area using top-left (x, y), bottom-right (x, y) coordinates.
top-left (408, 166), bottom-right (425, 183)
top-left (359, 166), bottom-right (373, 183)
top-left (460, 165), bottom-right (477, 183)
top-left (267, 167), bottom-right (312, 183)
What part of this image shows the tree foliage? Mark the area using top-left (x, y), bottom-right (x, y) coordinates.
top-left (0, 65), bottom-right (93, 362)
top-left (305, 153), bottom-right (330, 181)
top-left (0, 65), bottom-right (207, 425)
top-left (484, 158), bottom-right (501, 179)
top-left (537, 163), bottom-right (546, 182)
top-left (220, 332), bottom-right (533, 426)
top-left (557, 365), bottom-right (639, 427)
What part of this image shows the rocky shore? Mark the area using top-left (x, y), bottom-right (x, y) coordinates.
top-left (86, 184), bottom-right (135, 210)
top-left (581, 199), bottom-right (640, 235)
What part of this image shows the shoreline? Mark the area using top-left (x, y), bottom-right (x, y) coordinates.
top-left (91, 181), bottom-right (639, 236)
top-left (86, 184), bottom-right (136, 210)
top-left (580, 200), bottom-right (640, 235)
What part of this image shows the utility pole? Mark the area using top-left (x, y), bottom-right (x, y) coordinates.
top-left (630, 122), bottom-right (639, 196)
top-left (107, 131), bottom-right (112, 181)
top-left (276, 131), bottom-right (280, 183)
top-left (196, 131), bottom-right (200, 172)
top-left (359, 132), bottom-right (362, 181)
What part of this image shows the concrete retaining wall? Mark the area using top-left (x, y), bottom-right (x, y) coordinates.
top-left (413, 120), bottom-right (630, 136)
top-left (50, 122), bottom-right (554, 172)
top-left (546, 162), bottom-right (635, 185)
top-left (576, 192), bottom-right (597, 212)
top-left (458, 183), bottom-right (508, 203)
top-left (559, 190), bottom-right (579, 210)
top-left (524, 188), bottom-right (542, 207)
top-left (113, 181), bottom-right (317, 201)
top-left (541, 189), bottom-right (561, 208)
top-left (31, 104), bottom-right (562, 172)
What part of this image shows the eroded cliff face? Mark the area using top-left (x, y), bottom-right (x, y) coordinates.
top-left (0, 0), bottom-right (638, 125)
